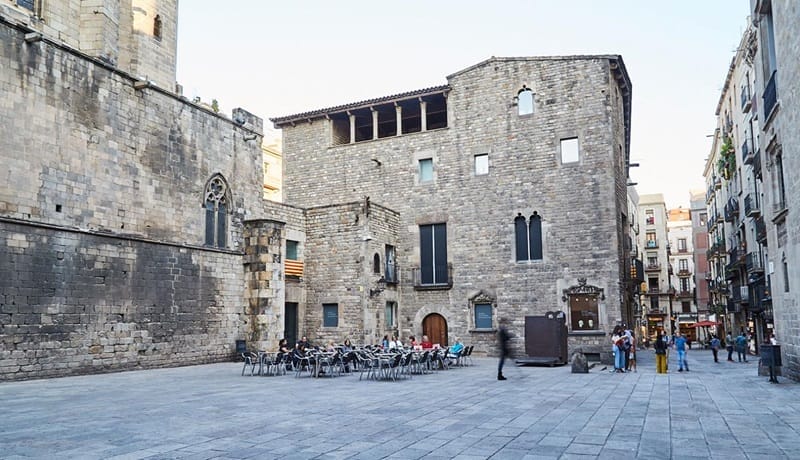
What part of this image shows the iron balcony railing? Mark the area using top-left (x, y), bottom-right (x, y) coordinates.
top-left (645, 263), bottom-right (661, 272)
top-left (755, 216), bottom-right (767, 244)
top-left (741, 83), bottom-right (752, 112)
top-left (745, 252), bottom-right (763, 274)
top-left (646, 240), bottom-right (658, 249)
top-left (744, 193), bottom-right (760, 217)
top-left (763, 71), bottom-right (777, 120)
top-left (412, 263), bottom-right (452, 290)
top-left (742, 140), bottom-right (754, 165)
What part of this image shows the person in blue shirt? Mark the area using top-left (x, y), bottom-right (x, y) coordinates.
top-left (674, 331), bottom-right (689, 372)
top-left (710, 335), bottom-right (721, 363)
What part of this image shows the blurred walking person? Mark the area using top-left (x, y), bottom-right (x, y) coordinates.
top-left (497, 317), bottom-right (511, 381)
top-left (710, 335), bottom-right (721, 363)
top-left (654, 331), bottom-right (668, 374)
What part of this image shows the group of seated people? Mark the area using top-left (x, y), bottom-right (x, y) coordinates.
top-left (278, 334), bottom-right (467, 369)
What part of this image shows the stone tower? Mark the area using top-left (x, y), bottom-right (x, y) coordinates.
top-left (1, 0), bottom-right (178, 90)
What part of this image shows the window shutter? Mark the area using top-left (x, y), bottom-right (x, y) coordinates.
top-left (433, 224), bottom-right (448, 284)
top-left (515, 215), bottom-right (528, 261)
top-left (529, 213), bottom-right (542, 260)
top-left (420, 225), bottom-right (434, 284)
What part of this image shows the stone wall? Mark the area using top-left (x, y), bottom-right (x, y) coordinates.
top-left (278, 57), bottom-right (631, 357)
top-left (0, 18), bottom-right (263, 380)
top-left (0, 219), bottom-right (245, 381)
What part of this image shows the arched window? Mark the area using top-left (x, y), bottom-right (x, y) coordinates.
top-left (153, 14), bottom-right (163, 40)
top-left (204, 174), bottom-right (230, 248)
top-left (529, 212), bottom-right (543, 260)
top-left (514, 213), bottom-right (528, 261)
top-left (373, 253), bottom-right (381, 274)
top-left (517, 85), bottom-right (534, 116)
top-left (515, 212), bottom-right (543, 261)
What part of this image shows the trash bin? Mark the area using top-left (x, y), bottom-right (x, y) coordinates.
top-left (760, 344), bottom-right (781, 383)
top-left (235, 340), bottom-right (247, 354)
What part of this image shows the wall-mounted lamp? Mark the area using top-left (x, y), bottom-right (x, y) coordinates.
top-left (369, 276), bottom-right (386, 297)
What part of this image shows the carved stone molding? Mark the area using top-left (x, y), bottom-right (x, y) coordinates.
top-left (562, 278), bottom-right (605, 302)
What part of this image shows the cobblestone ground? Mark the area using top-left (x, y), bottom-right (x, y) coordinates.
top-left (1, 347), bottom-right (798, 459)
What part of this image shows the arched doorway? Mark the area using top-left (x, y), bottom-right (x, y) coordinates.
top-left (422, 313), bottom-right (448, 346)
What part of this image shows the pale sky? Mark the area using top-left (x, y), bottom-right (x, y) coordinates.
top-left (176, 1), bottom-right (750, 209)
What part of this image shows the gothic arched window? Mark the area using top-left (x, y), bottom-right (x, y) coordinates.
top-left (204, 174), bottom-right (230, 248)
top-left (517, 85), bottom-right (534, 116)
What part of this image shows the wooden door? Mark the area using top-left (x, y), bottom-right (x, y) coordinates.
top-left (423, 313), bottom-right (448, 346)
top-left (284, 302), bottom-right (298, 347)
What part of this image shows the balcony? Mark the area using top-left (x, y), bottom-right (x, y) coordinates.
top-left (678, 269), bottom-right (692, 277)
top-left (714, 177), bottom-right (722, 190)
top-left (677, 290), bottom-right (693, 299)
top-left (763, 70), bottom-right (777, 121)
top-left (726, 298), bottom-right (741, 313)
top-left (752, 148), bottom-right (762, 179)
top-left (645, 216), bottom-right (655, 226)
top-left (647, 287), bottom-right (660, 295)
top-left (412, 263), bottom-right (452, 290)
top-left (742, 141), bottom-right (754, 165)
top-left (731, 284), bottom-right (749, 305)
top-left (724, 198), bottom-right (739, 223)
top-left (744, 193), bottom-right (760, 217)
top-left (745, 252), bottom-right (763, 275)
top-left (741, 84), bottom-right (751, 112)
top-left (755, 216), bottom-right (767, 244)
top-left (646, 240), bottom-right (658, 249)
top-left (645, 263), bottom-right (661, 272)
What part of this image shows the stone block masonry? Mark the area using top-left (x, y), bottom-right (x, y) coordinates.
top-left (0, 220), bottom-right (245, 381)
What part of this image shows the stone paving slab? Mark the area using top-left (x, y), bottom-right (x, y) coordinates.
top-left (1, 348), bottom-right (798, 459)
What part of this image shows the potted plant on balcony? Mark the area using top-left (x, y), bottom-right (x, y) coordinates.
top-left (717, 137), bottom-right (736, 180)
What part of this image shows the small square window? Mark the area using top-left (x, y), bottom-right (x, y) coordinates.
top-left (323, 303), bottom-right (338, 327)
top-left (560, 137), bottom-right (579, 164)
top-left (419, 158), bottom-right (433, 182)
top-left (474, 154), bottom-right (489, 175)
top-left (286, 240), bottom-right (299, 260)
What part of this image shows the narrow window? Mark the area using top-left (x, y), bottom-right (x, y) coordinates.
top-left (514, 214), bottom-right (528, 261)
top-left (474, 304), bottom-right (493, 329)
top-left (646, 232), bottom-right (657, 248)
top-left (286, 240), bottom-right (299, 260)
top-left (783, 254), bottom-right (790, 292)
top-left (681, 301), bottom-right (691, 313)
top-left (419, 223), bottom-right (448, 285)
top-left (323, 303), bottom-right (338, 327)
top-left (528, 212), bottom-right (543, 260)
top-left (678, 238), bottom-right (687, 252)
top-left (560, 137), bottom-right (579, 164)
top-left (474, 154), bottom-right (489, 176)
top-left (419, 158), bottom-right (433, 183)
top-left (517, 86), bottom-right (534, 116)
top-left (645, 209), bottom-right (655, 225)
top-left (204, 174), bottom-right (229, 248)
top-left (153, 14), bottom-right (163, 40)
top-left (385, 245), bottom-right (397, 283)
top-left (385, 301), bottom-right (397, 328)
top-left (373, 253), bottom-right (381, 274)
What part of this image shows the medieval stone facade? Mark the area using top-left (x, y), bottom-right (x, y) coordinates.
top-left (273, 56), bottom-right (635, 359)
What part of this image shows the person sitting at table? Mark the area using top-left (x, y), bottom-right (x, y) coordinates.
top-left (389, 335), bottom-right (403, 350)
top-left (381, 335), bottom-right (390, 350)
top-left (278, 338), bottom-right (291, 354)
top-left (420, 335), bottom-right (433, 349)
top-left (297, 336), bottom-right (310, 350)
top-left (448, 337), bottom-right (465, 364)
top-left (341, 338), bottom-right (354, 352)
top-left (409, 336), bottom-right (418, 347)
top-left (325, 340), bottom-right (337, 352)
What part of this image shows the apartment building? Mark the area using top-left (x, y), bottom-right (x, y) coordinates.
top-left (637, 194), bottom-right (673, 338)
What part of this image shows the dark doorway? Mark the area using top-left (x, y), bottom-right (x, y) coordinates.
top-left (285, 302), bottom-right (298, 347)
top-left (422, 313), bottom-right (448, 346)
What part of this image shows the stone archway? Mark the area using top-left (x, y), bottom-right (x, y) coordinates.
top-left (422, 313), bottom-right (448, 346)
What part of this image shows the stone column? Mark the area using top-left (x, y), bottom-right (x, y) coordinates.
top-left (395, 103), bottom-right (402, 136)
top-left (348, 112), bottom-right (356, 144)
top-left (242, 219), bottom-right (285, 352)
top-left (372, 108), bottom-right (379, 140)
top-left (420, 99), bottom-right (428, 132)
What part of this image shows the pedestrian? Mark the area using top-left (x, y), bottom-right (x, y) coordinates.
top-left (654, 331), bottom-right (668, 374)
top-left (735, 331), bottom-right (748, 362)
top-left (611, 326), bottom-right (625, 373)
top-left (497, 317), bottom-right (511, 381)
top-left (628, 333), bottom-right (637, 372)
top-left (674, 331), bottom-right (689, 372)
top-left (726, 332), bottom-right (734, 361)
top-left (710, 335), bottom-right (721, 363)
top-left (770, 333), bottom-right (778, 345)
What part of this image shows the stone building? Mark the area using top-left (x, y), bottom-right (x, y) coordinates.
top-left (703, 19), bottom-right (771, 358)
top-left (637, 194), bottom-right (673, 338)
top-left (689, 191), bottom-right (711, 322)
top-left (272, 56), bottom-right (635, 359)
top-left (667, 208), bottom-right (699, 340)
top-left (0, 2), bottom-right (277, 381)
top-left (748, 0), bottom-right (799, 381)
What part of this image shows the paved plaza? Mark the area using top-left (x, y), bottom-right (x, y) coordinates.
top-left (1, 348), bottom-right (799, 460)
